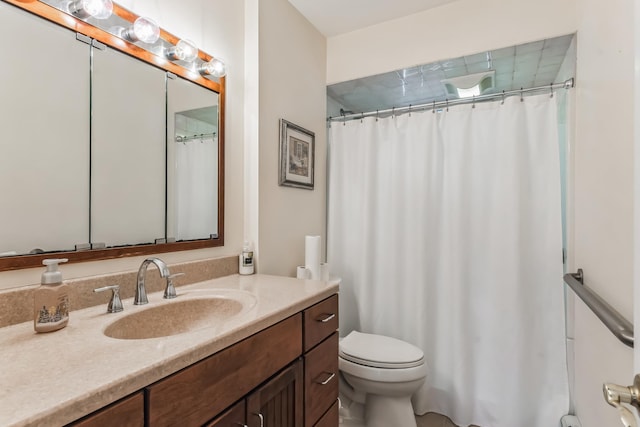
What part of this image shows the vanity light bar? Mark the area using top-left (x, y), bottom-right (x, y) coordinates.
top-left (68, 0), bottom-right (113, 19)
top-left (199, 57), bottom-right (226, 78)
top-left (31, 0), bottom-right (225, 89)
top-left (120, 16), bottom-right (160, 44)
top-left (166, 39), bottom-right (198, 62)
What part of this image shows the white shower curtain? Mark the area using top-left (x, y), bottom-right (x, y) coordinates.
top-left (328, 94), bottom-right (569, 427)
top-left (174, 137), bottom-right (218, 240)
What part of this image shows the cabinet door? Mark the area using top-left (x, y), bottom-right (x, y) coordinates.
top-left (246, 360), bottom-right (304, 427)
top-left (66, 392), bottom-right (143, 427)
top-left (204, 400), bottom-right (246, 427)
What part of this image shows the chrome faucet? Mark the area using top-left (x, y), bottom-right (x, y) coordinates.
top-left (134, 257), bottom-right (171, 305)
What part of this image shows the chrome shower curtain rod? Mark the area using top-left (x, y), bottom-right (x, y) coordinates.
top-left (328, 78), bottom-right (574, 123)
top-left (175, 132), bottom-right (217, 143)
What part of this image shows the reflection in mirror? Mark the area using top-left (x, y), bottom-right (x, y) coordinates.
top-left (167, 77), bottom-right (219, 241)
top-left (0, 0), bottom-right (225, 272)
top-left (91, 44), bottom-right (166, 247)
top-left (0, 2), bottom-right (90, 256)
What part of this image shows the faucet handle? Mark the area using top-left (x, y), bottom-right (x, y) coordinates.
top-left (94, 285), bottom-right (124, 313)
top-left (164, 273), bottom-right (185, 299)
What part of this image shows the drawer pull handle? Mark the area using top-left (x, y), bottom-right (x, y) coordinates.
top-left (317, 313), bottom-right (336, 323)
top-left (253, 412), bottom-right (264, 427)
top-left (316, 371), bottom-right (336, 385)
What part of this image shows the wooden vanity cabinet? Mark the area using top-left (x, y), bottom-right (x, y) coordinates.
top-left (67, 392), bottom-right (144, 427)
top-left (65, 293), bottom-right (339, 427)
top-left (204, 357), bottom-right (304, 427)
top-left (146, 314), bottom-right (302, 427)
top-left (303, 295), bottom-right (339, 427)
top-left (203, 400), bottom-right (246, 427)
top-left (246, 359), bottom-right (304, 426)
top-left (202, 294), bottom-right (339, 427)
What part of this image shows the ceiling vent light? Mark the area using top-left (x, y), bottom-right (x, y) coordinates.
top-left (441, 71), bottom-right (495, 99)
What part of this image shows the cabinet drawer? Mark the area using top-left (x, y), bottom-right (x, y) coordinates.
top-left (304, 294), bottom-right (338, 352)
top-left (67, 392), bottom-right (143, 427)
top-left (304, 332), bottom-right (339, 427)
top-left (314, 400), bottom-right (339, 427)
top-left (147, 314), bottom-right (302, 427)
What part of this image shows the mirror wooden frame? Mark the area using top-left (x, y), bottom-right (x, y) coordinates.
top-left (0, 0), bottom-right (225, 272)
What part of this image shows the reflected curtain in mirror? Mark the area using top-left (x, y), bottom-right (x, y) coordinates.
top-left (167, 76), bottom-right (219, 241)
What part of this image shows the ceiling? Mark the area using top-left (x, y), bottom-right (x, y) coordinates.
top-left (327, 34), bottom-right (575, 116)
top-left (287, 0), bottom-right (461, 37)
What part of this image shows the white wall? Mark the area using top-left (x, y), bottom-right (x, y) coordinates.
top-left (256, 0), bottom-right (327, 276)
top-left (0, 0), bottom-right (246, 289)
top-left (572, 0), bottom-right (635, 425)
top-left (326, 0), bottom-right (635, 425)
top-left (327, 0), bottom-right (577, 85)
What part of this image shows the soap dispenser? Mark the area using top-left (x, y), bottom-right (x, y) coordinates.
top-left (239, 241), bottom-right (255, 275)
top-left (34, 258), bottom-right (70, 333)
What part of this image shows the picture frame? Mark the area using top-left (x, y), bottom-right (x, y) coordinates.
top-left (279, 119), bottom-right (315, 190)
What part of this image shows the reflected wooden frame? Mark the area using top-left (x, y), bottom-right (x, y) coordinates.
top-left (0, 0), bottom-right (225, 271)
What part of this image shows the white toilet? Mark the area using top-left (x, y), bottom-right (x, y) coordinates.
top-left (338, 331), bottom-right (427, 427)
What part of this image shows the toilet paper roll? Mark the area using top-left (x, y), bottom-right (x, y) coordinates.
top-left (296, 266), bottom-right (310, 279)
top-left (320, 262), bottom-right (330, 281)
top-left (305, 235), bottom-right (321, 280)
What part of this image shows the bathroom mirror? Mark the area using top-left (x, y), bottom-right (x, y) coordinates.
top-left (167, 76), bottom-right (220, 242)
top-left (0, 2), bottom-right (90, 256)
top-left (91, 44), bottom-right (167, 247)
top-left (0, 0), bottom-right (225, 271)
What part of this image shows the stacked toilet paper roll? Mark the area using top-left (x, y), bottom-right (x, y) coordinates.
top-left (305, 235), bottom-right (321, 280)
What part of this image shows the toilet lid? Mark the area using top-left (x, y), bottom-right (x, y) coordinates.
top-left (339, 331), bottom-right (424, 369)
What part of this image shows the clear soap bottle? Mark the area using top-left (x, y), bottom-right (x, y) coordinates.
top-left (34, 258), bottom-right (70, 333)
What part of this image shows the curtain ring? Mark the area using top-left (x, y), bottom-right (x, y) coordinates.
top-left (446, 99), bottom-right (449, 112)
top-left (550, 83), bottom-right (554, 98)
top-left (472, 95), bottom-right (476, 109)
top-left (501, 90), bottom-right (505, 105)
top-left (409, 104), bottom-right (412, 117)
top-left (392, 107), bottom-right (395, 118)
top-left (360, 112), bottom-right (364, 123)
top-left (520, 88), bottom-right (524, 102)
top-left (432, 100), bottom-right (436, 114)
top-left (376, 110), bottom-right (379, 122)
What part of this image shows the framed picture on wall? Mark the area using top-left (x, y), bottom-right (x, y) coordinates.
top-left (279, 119), bottom-right (315, 190)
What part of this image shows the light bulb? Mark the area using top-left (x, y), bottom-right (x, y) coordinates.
top-left (122, 17), bottom-right (160, 44)
top-left (200, 58), bottom-right (226, 78)
top-left (69, 0), bottom-right (113, 19)
top-left (166, 39), bottom-right (198, 62)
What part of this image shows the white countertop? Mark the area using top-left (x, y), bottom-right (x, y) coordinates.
top-left (0, 274), bottom-right (338, 427)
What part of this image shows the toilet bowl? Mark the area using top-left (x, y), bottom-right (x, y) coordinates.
top-left (339, 331), bottom-right (427, 427)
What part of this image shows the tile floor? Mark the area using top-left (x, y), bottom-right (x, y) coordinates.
top-left (416, 412), bottom-right (472, 427)
top-left (341, 412), bottom-right (481, 427)
top-left (416, 412), bottom-right (456, 427)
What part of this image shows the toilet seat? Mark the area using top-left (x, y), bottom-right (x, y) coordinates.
top-left (339, 331), bottom-right (424, 369)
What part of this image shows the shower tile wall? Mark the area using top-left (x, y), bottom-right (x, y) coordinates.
top-left (327, 34), bottom-right (575, 116)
